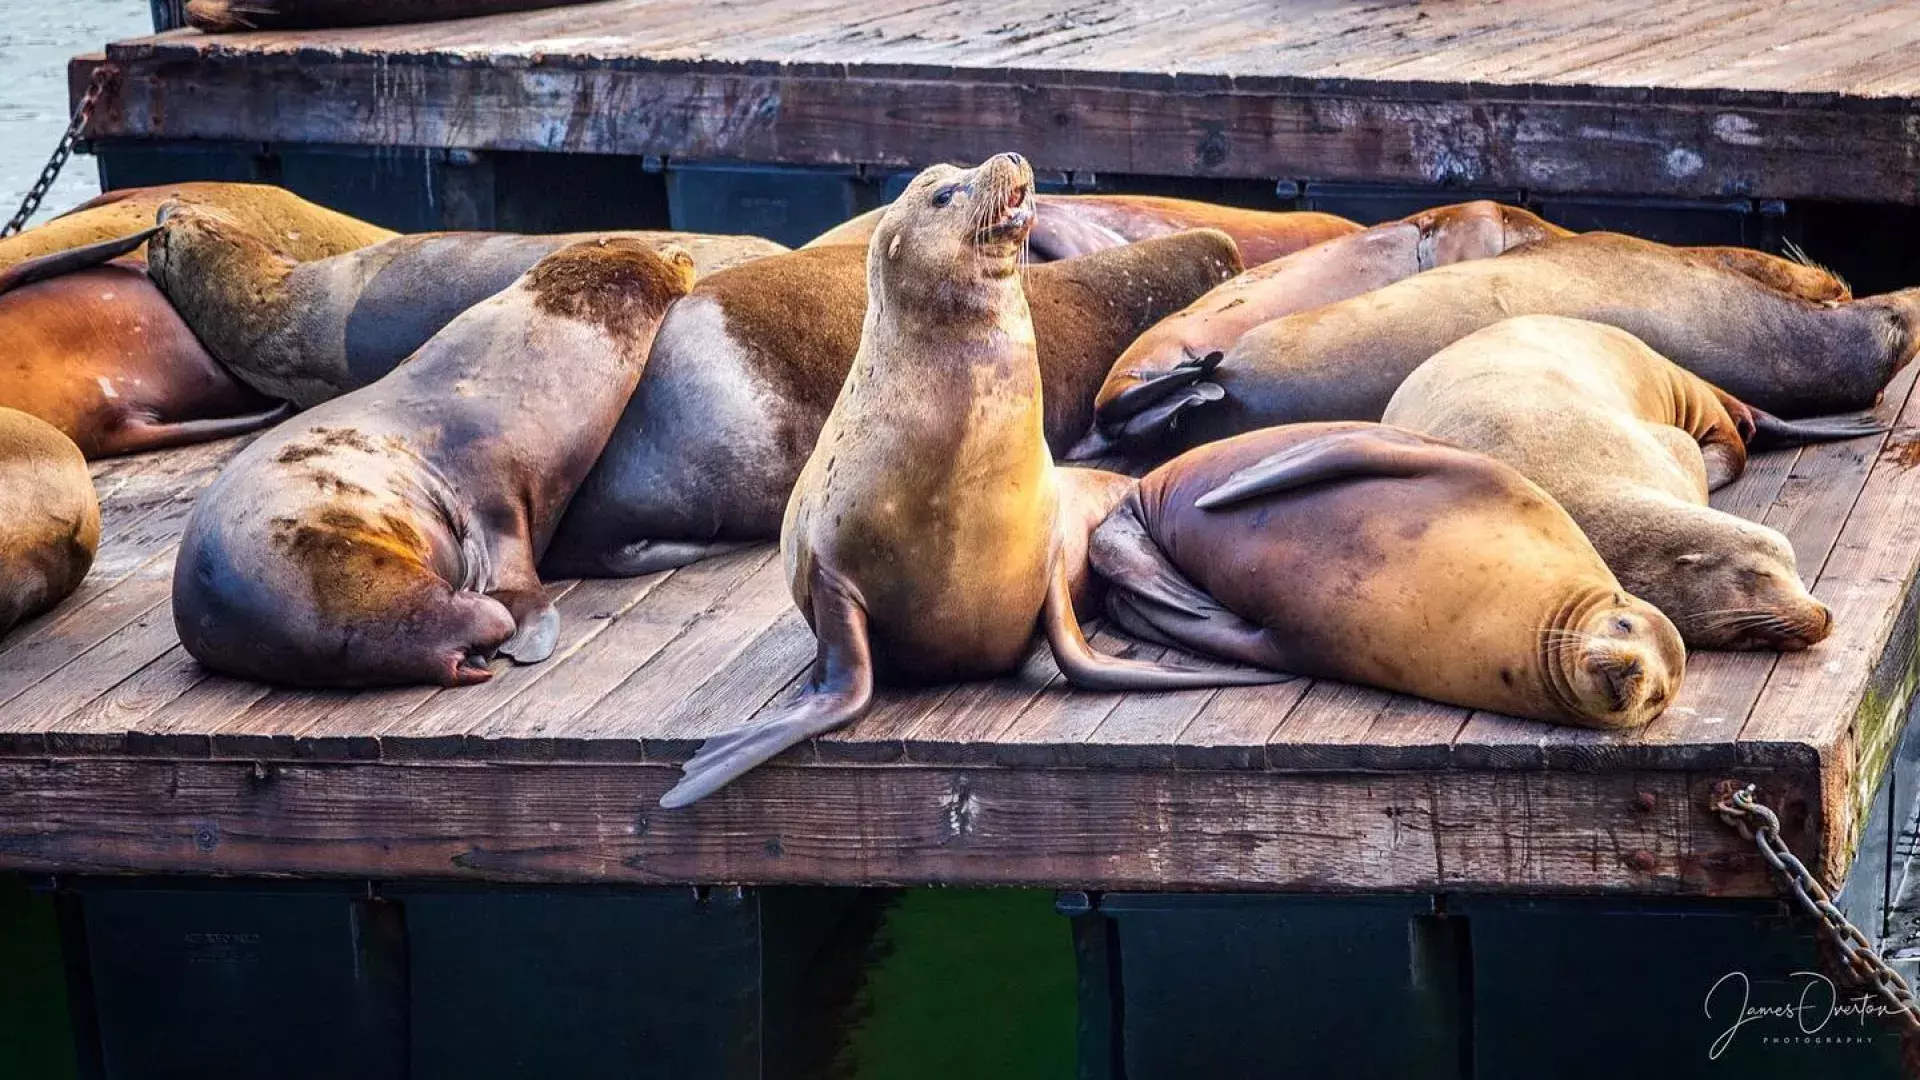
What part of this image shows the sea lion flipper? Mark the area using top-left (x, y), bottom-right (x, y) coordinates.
top-left (95, 403), bottom-right (296, 457)
top-left (0, 227), bottom-right (160, 296)
top-left (1746, 407), bottom-right (1890, 448)
top-left (660, 571), bottom-right (875, 809)
top-left (1097, 351), bottom-right (1224, 424)
top-left (543, 538), bottom-right (759, 580)
top-left (1087, 497), bottom-right (1219, 620)
top-left (1043, 555), bottom-right (1285, 691)
top-left (1194, 427), bottom-right (1437, 510)
top-left (496, 598), bottom-right (560, 665)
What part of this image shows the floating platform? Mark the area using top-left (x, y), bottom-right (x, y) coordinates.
top-left (3, 361), bottom-right (1918, 897)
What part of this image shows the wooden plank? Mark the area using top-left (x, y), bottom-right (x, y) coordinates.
top-left (0, 757), bottom-right (1817, 895)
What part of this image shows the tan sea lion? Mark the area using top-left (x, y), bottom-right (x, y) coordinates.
top-left (173, 239), bottom-right (695, 687)
top-left (0, 182), bottom-right (392, 273)
top-left (0, 259), bottom-right (287, 458)
top-left (808, 193), bottom-right (1356, 265)
top-left (1092, 232), bottom-right (1920, 458)
top-left (1382, 316), bottom-right (1858, 651)
top-left (541, 228), bottom-right (1243, 578)
top-left (186, 0), bottom-right (596, 29)
top-left (1080, 206), bottom-right (1856, 455)
top-left (0, 409), bottom-right (100, 637)
top-left (138, 208), bottom-right (785, 406)
top-left (1090, 423), bottom-right (1685, 728)
top-left (659, 154), bottom-right (1277, 808)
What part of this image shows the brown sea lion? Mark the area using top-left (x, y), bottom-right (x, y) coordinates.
top-left (137, 208), bottom-right (784, 406)
top-left (187, 0), bottom-right (597, 29)
top-left (0, 260), bottom-right (287, 458)
top-left (1090, 423), bottom-right (1685, 728)
top-left (659, 154), bottom-right (1277, 808)
top-left (1381, 316), bottom-right (1860, 651)
top-left (0, 182), bottom-right (392, 273)
top-left (172, 239), bottom-right (695, 687)
top-left (1079, 206), bottom-right (1857, 455)
top-left (1092, 232), bottom-right (1920, 458)
top-left (0, 409), bottom-right (100, 637)
top-left (808, 193), bottom-right (1356, 265)
top-left (541, 228), bottom-right (1243, 578)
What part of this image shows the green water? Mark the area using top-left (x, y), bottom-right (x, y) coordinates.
top-left (0, 876), bottom-right (78, 1080)
top-left (821, 889), bottom-right (1078, 1079)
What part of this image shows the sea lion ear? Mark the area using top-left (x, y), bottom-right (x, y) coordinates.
top-left (887, 233), bottom-right (903, 260)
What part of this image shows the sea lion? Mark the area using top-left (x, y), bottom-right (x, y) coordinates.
top-left (137, 209), bottom-right (784, 406)
top-left (172, 239), bottom-right (695, 687)
top-left (1090, 423), bottom-right (1685, 728)
top-left (0, 409), bottom-right (100, 637)
top-left (1381, 316), bottom-right (1860, 651)
top-left (658, 154), bottom-right (1277, 808)
top-left (186, 0), bottom-right (597, 29)
top-left (1092, 232), bottom-right (1920, 458)
top-left (541, 228), bottom-right (1243, 578)
top-left (0, 260), bottom-right (287, 458)
top-left (808, 193), bottom-right (1356, 265)
top-left (1080, 205), bottom-right (1856, 454)
top-left (0, 182), bottom-right (392, 273)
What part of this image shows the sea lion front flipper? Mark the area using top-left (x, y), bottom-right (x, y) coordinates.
top-left (495, 590), bottom-right (560, 664)
top-left (0, 226), bottom-right (160, 296)
top-left (1194, 426), bottom-right (1439, 510)
top-left (1043, 553), bottom-right (1285, 691)
top-left (1746, 407), bottom-right (1890, 448)
top-left (660, 569), bottom-right (875, 809)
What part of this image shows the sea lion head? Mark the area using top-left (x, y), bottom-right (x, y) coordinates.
top-left (868, 153), bottom-right (1036, 308)
top-left (1550, 592), bottom-right (1686, 729)
top-left (1664, 521), bottom-right (1833, 651)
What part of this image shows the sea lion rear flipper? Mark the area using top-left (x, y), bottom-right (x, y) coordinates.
top-left (1194, 427), bottom-right (1438, 510)
top-left (96, 403), bottom-right (296, 457)
top-left (660, 570), bottom-right (874, 809)
top-left (1747, 407), bottom-right (1890, 449)
top-left (1044, 553), bottom-right (1285, 691)
top-left (1089, 502), bottom-right (1284, 669)
top-left (1098, 351), bottom-right (1224, 423)
top-left (0, 226), bottom-right (160, 296)
top-left (541, 538), bottom-right (758, 580)
top-left (496, 596), bottom-right (560, 664)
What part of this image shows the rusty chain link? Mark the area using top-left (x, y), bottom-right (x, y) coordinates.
top-left (1714, 783), bottom-right (1920, 1074)
top-left (3, 66), bottom-right (118, 238)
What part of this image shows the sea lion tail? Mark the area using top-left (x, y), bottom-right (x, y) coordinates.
top-left (1746, 407), bottom-right (1888, 449)
top-left (0, 226), bottom-right (160, 296)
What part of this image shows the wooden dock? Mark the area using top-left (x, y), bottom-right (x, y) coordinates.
top-left (2, 360), bottom-right (1918, 897)
top-left (71, 0), bottom-right (1920, 206)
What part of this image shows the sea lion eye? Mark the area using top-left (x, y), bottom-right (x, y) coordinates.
top-left (931, 187), bottom-right (957, 208)
top-left (1614, 617), bottom-right (1633, 633)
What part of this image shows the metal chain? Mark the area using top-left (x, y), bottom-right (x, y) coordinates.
top-left (3, 66), bottom-right (118, 238)
top-left (1714, 783), bottom-right (1920, 1074)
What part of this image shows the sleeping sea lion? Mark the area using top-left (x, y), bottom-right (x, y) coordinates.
top-left (0, 260), bottom-right (287, 458)
top-left (1381, 316), bottom-right (1863, 650)
top-left (808, 193), bottom-right (1356, 264)
top-left (659, 154), bottom-right (1278, 808)
top-left (1090, 423), bottom-right (1685, 728)
top-left (0, 182), bottom-right (392, 273)
top-left (140, 208), bottom-right (785, 406)
top-left (1092, 232), bottom-right (1920, 459)
top-left (1080, 205), bottom-right (1856, 455)
top-left (0, 409), bottom-right (99, 636)
top-left (541, 227), bottom-right (1243, 578)
top-left (172, 239), bottom-right (695, 687)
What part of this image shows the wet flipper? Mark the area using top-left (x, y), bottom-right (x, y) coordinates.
top-left (1099, 350), bottom-right (1223, 424)
top-left (1090, 501), bottom-right (1286, 669)
top-left (1195, 426), bottom-right (1441, 510)
top-left (1087, 496), bottom-right (1220, 619)
top-left (1044, 552), bottom-right (1282, 691)
top-left (0, 226), bottom-right (160, 296)
top-left (1748, 408), bottom-right (1889, 449)
top-left (660, 569), bottom-right (873, 809)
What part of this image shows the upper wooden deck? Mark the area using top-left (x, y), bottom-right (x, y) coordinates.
top-left (71, 0), bottom-right (1920, 205)
top-left (3, 359), bottom-right (1918, 897)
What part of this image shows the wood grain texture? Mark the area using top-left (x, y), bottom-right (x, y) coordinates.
top-left (66, 0), bottom-right (1920, 204)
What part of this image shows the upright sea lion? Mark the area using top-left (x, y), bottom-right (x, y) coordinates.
top-left (173, 239), bottom-right (695, 687)
top-left (140, 209), bottom-right (784, 406)
top-left (1090, 423), bottom-right (1685, 728)
top-left (659, 154), bottom-right (1277, 808)
top-left (1092, 232), bottom-right (1920, 458)
top-left (0, 409), bottom-right (99, 637)
top-left (542, 228), bottom-right (1243, 578)
top-left (0, 183), bottom-right (392, 273)
top-left (187, 0), bottom-right (596, 29)
top-left (0, 261), bottom-right (286, 458)
top-left (1081, 205), bottom-right (1856, 453)
top-left (1382, 316), bottom-right (1857, 651)
top-left (809, 193), bottom-right (1356, 264)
